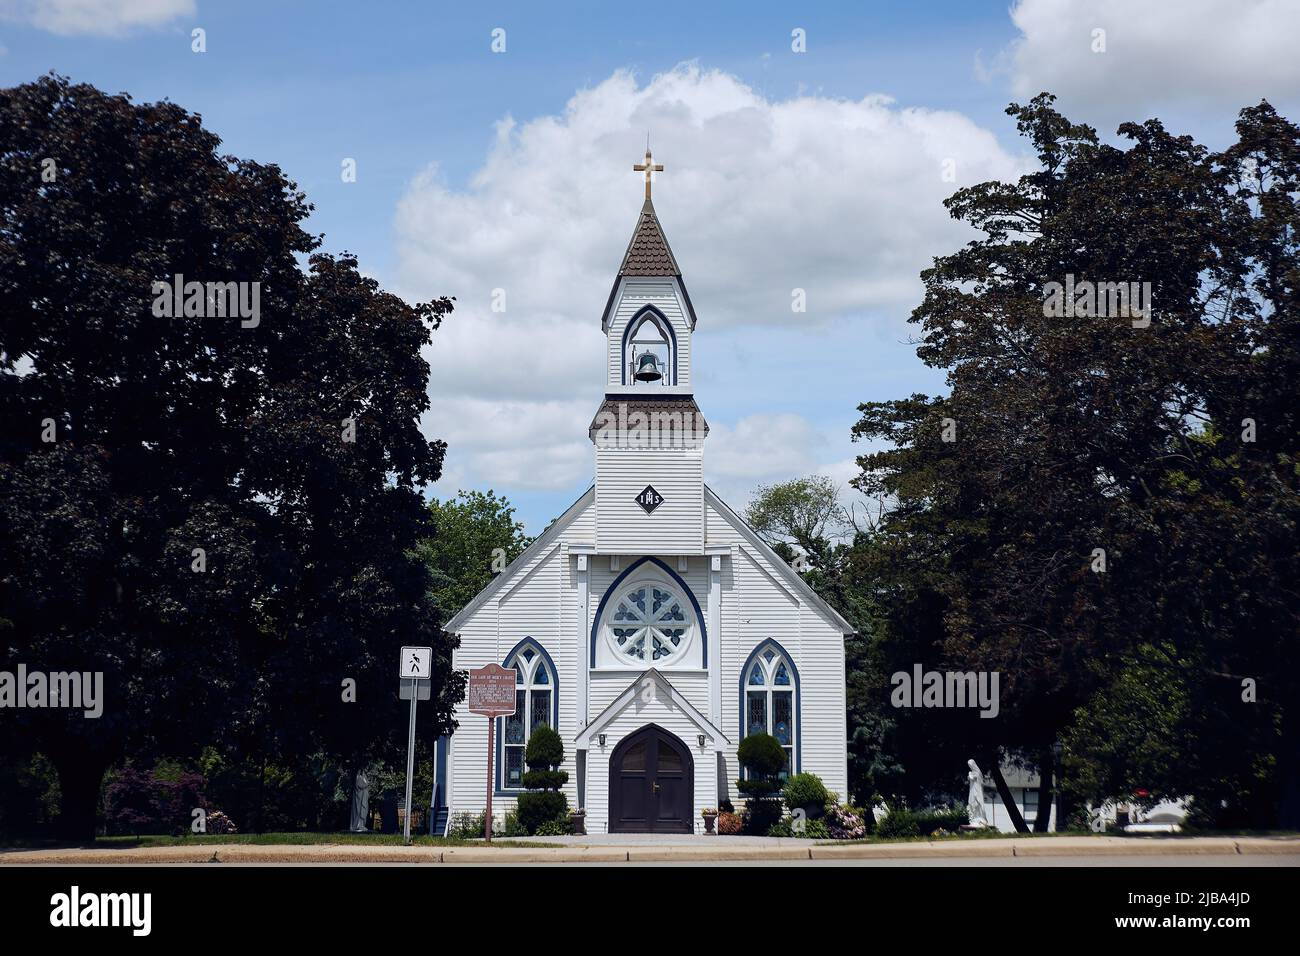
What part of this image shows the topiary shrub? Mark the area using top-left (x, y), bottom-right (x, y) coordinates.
top-left (516, 724), bottom-right (569, 834)
top-left (516, 790), bottom-right (567, 834)
top-left (736, 733), bottom-right (787, 835)
top-left (736, 734), bottom-right (786, 796)
top-left (782, 772), bottom-right (830, 817)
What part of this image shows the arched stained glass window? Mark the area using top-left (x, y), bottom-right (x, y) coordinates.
top-left (743, 643), bottom-right (797, 777)
top-left (500, 641), bottom-right (555, 790)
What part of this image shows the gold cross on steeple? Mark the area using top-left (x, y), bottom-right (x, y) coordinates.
top-left (633, 146), bottom-right (664, 200)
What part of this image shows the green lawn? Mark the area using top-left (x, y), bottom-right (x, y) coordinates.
top-left (3, 832), bottom-right (554, 850)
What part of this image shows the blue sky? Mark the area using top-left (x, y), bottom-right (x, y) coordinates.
top-left (4, 1), bottom-right (1298, 531)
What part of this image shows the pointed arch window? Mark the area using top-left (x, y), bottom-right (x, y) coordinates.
top-left (622, 308), bottom-right (675, 386)
top-left (500, 641), bottom-right (557, 791)
top-left (742, 643), bottom-right (798, 777)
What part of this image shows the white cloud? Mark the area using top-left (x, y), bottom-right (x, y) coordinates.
top-left (1004, 0), bottom-right (1300, 128)
top-left (0, 0), bottom-right (193, 36)
top-left (398, 64), bottom-right (1023, 504)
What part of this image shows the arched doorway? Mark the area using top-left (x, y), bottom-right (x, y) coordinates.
top-left (609, 724), bottom-right (693, 833)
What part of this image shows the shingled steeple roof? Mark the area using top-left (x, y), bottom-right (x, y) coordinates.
top-left (618, 198), bottom-right (681, 276)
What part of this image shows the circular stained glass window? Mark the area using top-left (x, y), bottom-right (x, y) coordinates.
top-left (607, 582), bottom-right (693, 662)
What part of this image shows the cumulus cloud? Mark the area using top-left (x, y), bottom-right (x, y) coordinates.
top-left (1003, 0), bottom-right (1300, 129)
top-left (397, 64), bottom-right (1023, 510)
top-left (0, 0), bottom-right (193, 35)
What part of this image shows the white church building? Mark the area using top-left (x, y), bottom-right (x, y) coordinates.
top-left (434, 153), bottom-right (854, 835)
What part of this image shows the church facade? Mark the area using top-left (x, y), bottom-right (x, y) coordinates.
top-left (436, 153), bottom-right (853, 835)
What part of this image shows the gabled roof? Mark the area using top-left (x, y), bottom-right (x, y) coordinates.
top-left (574, 668), bottom-right (729, 750)
top-left (601, 198), bottom-right (699, 330)
top-left (618, 198), bottom-right (681, 276)
top-left (704, 485), bottom-right (858, 635)
top-left (441, 485), bottom-right (594, 633)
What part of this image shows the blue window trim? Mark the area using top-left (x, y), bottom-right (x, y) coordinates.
top-left (620, 305), bottom-right (677, 386)
top-left (738, 640), bottom-right (800, 773)
top-left (589, 556), bottom-right (707, 668)
top-left (496, 637), bottom-right (560, 795)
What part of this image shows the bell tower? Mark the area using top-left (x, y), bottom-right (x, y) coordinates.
top-left (588, 149), bottom-right (708, 555)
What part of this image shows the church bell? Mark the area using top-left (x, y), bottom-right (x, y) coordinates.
top-left (634, 352), bottom-right (663, 382)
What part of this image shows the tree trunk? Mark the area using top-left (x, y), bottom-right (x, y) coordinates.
top-left (1033, 747), bottom-right (1054, 833)
top-left (50, 745), bottom-right (110, 843)
top-left (988, 754), bottom-right (1030, 833)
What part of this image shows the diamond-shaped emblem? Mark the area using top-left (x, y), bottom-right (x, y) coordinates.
top-left (635, 485), bottom-right (664, 514)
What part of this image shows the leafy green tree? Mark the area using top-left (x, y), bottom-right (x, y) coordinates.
top-left (416, 490), bottom-right (531, 618)
top-left (0, 75), bottom-right (461, 839)
top-left (850, 94), bottom-right (1300, 827)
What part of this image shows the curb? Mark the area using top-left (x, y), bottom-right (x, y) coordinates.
top-left (4, 836), bottom-right (1298, 865)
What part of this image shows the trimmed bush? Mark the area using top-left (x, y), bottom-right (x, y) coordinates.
top-left (742, 795), bottom-right (784, 834)
top-left (524, 725), bottom-right (566, 776)
top-left (782, 772), bottom-right (830, 815)
top-left (717, 811), bottom-right (743, 835)
top-left (516, 790), bottom-right (568, 834)
top-left (517, 725), bottom-right (569, 835)
top-left (876, 806), bottom-right (968, 839)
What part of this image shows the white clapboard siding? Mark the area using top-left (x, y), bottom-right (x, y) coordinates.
top-left (595, 446), bottom-right (704, 553)
top-left (605, 278), bottom-right (692, 388)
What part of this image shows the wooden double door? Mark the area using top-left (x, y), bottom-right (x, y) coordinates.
top-left (609, 724), bottom-right (694, 833)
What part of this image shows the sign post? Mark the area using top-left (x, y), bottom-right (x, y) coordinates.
top-left (467, 663), bottom-right (516, 842)
top-left (399, 646), bottom-right (432, 845)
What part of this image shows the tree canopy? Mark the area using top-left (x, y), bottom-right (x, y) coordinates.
top-left (0, 74), bottom-right (460, 838)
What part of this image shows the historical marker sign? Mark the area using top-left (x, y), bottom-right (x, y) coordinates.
top-left (468, 663), bottom-right (516, 716)
top-left (468, 662), bottom-right (517, 843)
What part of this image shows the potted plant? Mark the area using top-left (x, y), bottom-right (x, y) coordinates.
top-left (568, 808), bottom-right (587, 835)
top-left (701, 807), bottom-right (718, 834)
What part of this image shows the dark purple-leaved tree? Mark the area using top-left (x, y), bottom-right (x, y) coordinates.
top-left (0, 75), bottom-right (462, 840)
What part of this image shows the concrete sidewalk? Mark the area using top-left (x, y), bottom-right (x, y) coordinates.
top-left (3, 835), bottom-right (1297, 865)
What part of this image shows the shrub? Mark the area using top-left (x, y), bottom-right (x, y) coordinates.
top-left (516, 790), bottom-right (568, 834)
top-left (875, 806), bottom-right (968, 839)
top-left (517, 723), bottom-right (569, 834)
top-left (103, 764), bottom-right (207, 836)
top-left (206, 810), bottom-right (238, 834)
top-left (524, 725), bottom-right (566, 781)
top-left (447, 810), bottom-right (487, 839)
top-left (717, 811), bottom-right (743, 835)
top-left (736, 734), bottom-right (786, 798)
top-left (768, 814), bottom-right (832, 839)
top-left (875, 808), bottom-right (920, 839)
top-left (825, 804), bottom-right (869, 840)
top-left (719, 799), bottom-right (735, 814)
top-left (742, 795), bottom-right (784, 834)
top-left (534, 817), bottom-right (570, 837)
top-left (782, 772), bottom-right (830, 815)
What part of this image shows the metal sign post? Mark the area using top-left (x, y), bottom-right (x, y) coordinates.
top-left (467, 663), bottom-right (516, 843)
top-left (399, 646), bottom-right (433, 845)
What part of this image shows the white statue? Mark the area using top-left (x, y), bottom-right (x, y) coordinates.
top-left (966, 759), bottom-right (987, 827)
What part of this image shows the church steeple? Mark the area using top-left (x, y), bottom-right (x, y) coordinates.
top-left (589, 149), bottom-right (708, 554)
